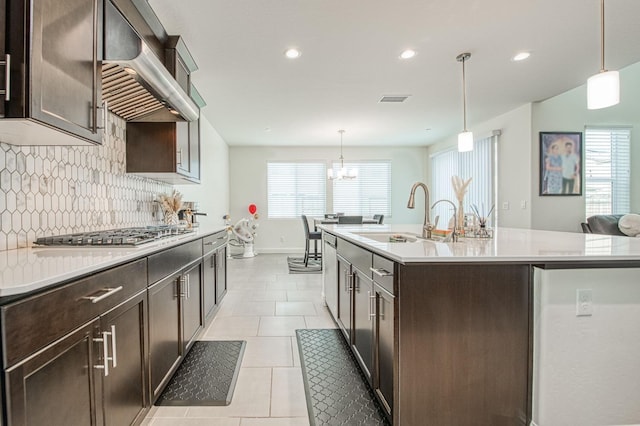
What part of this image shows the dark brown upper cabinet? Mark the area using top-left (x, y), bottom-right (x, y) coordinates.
top-left (126, 37), bottom-right (203, 183)
top-left (0, 0), bottom-right (104, 145)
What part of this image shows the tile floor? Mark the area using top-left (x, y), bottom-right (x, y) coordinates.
top-left (143, 253), bottom-right (335, 425)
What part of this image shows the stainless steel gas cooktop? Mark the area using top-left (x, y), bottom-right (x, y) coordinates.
top-left (34, 226), bottom-right (194, 247)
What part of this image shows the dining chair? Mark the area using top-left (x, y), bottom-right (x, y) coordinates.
top-left (373, 214), bottom-right (384, 224)
top-left (337, 215), bottom-right (363, 224)
top-left (301, 215), bottom-right (322, 266)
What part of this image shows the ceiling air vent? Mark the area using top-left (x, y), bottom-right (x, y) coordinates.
top-left (379, 95), bottom-right (411, 103)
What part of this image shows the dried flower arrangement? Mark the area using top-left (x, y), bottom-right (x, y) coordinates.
top-left (451, 175), bottom-right (472, 231)
top-left (158, 190), bottom-right (183, 213)
top-left (157, 190), bottom-right (183, 225)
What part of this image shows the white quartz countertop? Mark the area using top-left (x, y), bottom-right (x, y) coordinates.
top-left (0, 225), bottom-right (227, 298)
top-left (320, 224), bottom-right (640, 264)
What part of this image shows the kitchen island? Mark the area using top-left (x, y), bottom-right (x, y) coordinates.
top-left (319, 224), bottom-right (640, 426)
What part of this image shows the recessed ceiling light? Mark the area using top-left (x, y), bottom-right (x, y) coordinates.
top-left (284, 48), bottom-right (301, 59)
top-left (512, 52), bottom-right (531, 61)
top-left (400, 49), bottom-right (417, 59)
top-left (123, 67), bottom-right (137, 75)
top-left (169, 109), bottom-right (180, 115)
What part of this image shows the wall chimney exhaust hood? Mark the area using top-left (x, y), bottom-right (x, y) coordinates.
top-left (103, 0), bottom-right (199, 122)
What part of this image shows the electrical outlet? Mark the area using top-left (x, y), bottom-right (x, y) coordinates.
top-left (520, 200), bottom-right (527, 209)
top-left (502, 201), bottom-right (510, 210)
top-left (576, 289), bottom-right (593, 316)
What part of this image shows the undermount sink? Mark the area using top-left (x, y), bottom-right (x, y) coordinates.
top-left (351, 231), bottom-right (456, 243)
top-left (351, 232), bottom-right (423, 243)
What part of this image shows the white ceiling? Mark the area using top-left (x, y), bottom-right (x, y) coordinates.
top-left (148, 0), bottom-right (640, 147)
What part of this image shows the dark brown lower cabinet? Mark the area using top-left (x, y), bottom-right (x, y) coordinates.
top-left (100, 291), bottom-right (148, 426)
top-left (148, 261), bottom-right (203, 400)
top-left (5, 290), bottom-right (148, 426)
top-left (203, 251), bottom-right (217, 320)
top-left (182, 262), bottom-right (203, 352)
top-left (6, 321), bottom-right (98, 426)
top-left (336, 255), bottom-right (352, 340)
top-left (373, 283), bottom-right (394, 415)
top-left (352, 268), bottom-right (373, 384)
top-left (148, 272), bottom-right (182, 399)
top-left (215, 246), bottom-right (227, 304)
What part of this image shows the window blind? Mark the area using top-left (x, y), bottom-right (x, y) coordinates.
top-left (332, 161), bottom-right (392, 216)
top-left (584, 127), bottom-right (631, 217)
top-left (430, 136), bottom-right (495, 227)
top-left (267, 162), bottom-right (326, 219)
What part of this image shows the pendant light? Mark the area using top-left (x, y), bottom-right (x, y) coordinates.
top-left (327, 130), bottom-right (357, 180)
top-left (587, 0), bottom-right (619, 110)
top-left (457, 52), bottom-right (473, 152)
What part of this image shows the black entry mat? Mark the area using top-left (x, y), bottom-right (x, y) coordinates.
top-left (296, 329), bottom-right (390, 425)
top-left (155, 340), bottom-right (246, 406)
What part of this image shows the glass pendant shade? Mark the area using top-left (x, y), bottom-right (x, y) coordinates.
top-left (587, 70), bottom-right (620, 109)
top-left (458, 131), bottom-right (474, 152)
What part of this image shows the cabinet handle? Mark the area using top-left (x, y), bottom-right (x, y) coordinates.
top-left (344, 269), bottom-right (353, 292)
top-left (96, 100), bottom-right (107, 130)
top-left (93, 330), bottom-right (110, 376)
top-left (0, 54), bottom-right (10, 101)
top-left (368, 291), bottom-right (376, 321)
top-left (178, 276), bottom-right (186, 298)
top-left (82, 286), bottom-right (123, 304)
top-left (110, 325), bottom-right (117, 368)
top-left (204, 241), bottom-right (214, 246)
top-left (370, 267), bottom-right (393, 277)
top-left (217, 235), bottom-right (227, 240)
top-left (211, 254), bottom-right (215, 268)
top-left (186, 274), bottom-right (191, 299)
top-left (177, 149), bottom-right (183, 166)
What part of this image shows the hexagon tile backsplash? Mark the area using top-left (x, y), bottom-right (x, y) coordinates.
top-left (0, 113), bottom-right (173, 251)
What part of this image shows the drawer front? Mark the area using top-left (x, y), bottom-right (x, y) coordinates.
top-left (202, 230), bottom-right (228, 255)
top-left (148, 239), bottom-right (202, 284)
top-left (372, 255), bottom-right (395, 295)
top-left (337, 238), bottom-right (372, 276)
top-left (2, 259), bottom-right (147, 367)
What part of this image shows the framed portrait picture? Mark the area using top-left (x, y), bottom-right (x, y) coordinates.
top-left (539, 132), bottom-right (582, 196)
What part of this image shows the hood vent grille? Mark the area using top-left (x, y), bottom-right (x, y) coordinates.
top-left (102, 0), bottom-right (199, 122)
top-left (102, 64), bottom-right (165, 120)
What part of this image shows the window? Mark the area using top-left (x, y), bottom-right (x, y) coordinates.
top-left (267, 162), bottom-right (326, 218)
top-left (332, 161), bottom-right (392, 216)
top-left (430, 136), bottom-right (495, 226)
top-left (584, 127), bottom-right (631, 217)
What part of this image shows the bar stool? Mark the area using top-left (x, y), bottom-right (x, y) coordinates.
top-left (301, 215), bottom-right (322, 266)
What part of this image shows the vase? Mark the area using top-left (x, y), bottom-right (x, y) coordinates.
top-left (164, 211), bottom-right (179, 225)
top-left (457, 200), bottom-right (465, 233)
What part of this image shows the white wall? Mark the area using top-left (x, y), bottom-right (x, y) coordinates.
top-left (533, 267), bottom-right (640, 426)
top-left (426, 104), bottom-right (533, 229)
top-left (175, 116), bottom-right (230, 229)
top-left (530, 61), bottom-right (640, 232)
top-left (229, 145), bottom-right (426, 253)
